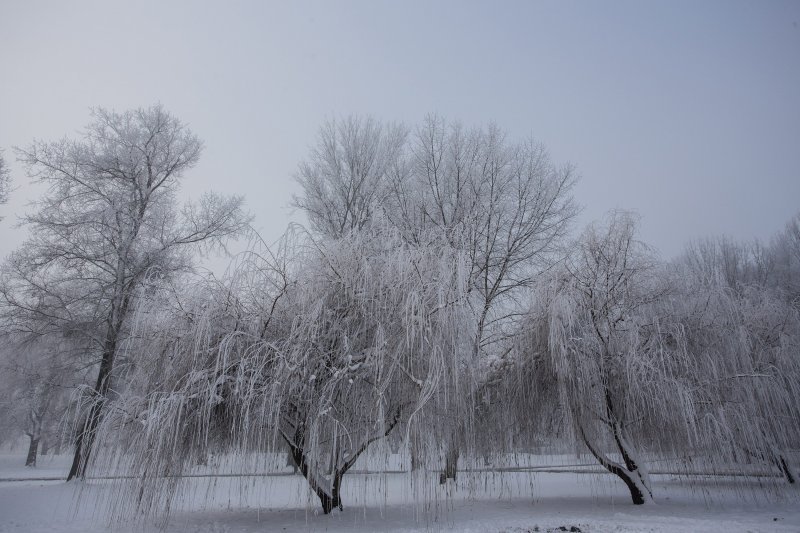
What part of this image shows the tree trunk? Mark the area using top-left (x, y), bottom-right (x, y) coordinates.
top-left (437, 421), bottom-right (464, 485)
top-left (67, 337), bottom-right (117, 481)
top-left (778, 455), bottom-right (796, 484)
top-left (286, 450), bottom-right (298, 474)
top-left (281, 406), bottom-right (402, 514)
top-left (25, 436), bottom-right (39, 467)
top-left (284, 437), bottom-right (340, 514)
top-left (610, 423), bottom-right (653, 500)
top-left (576, 421), bottom-right (651, 505)
top-left (609, 462), bottom-right (648, 505)
top-left (602, 392), bottom-right (653, 502)
top-left (410, 445), bottom-right (421, 472)
top-left (735, 440), bottom-right (795, 484)
top-left (439, 442), bottom-right (460, 484)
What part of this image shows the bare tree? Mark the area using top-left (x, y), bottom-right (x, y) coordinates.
top-left (85, 224), bottom-right (471, 519)
top-left (403, 117), bottom-right (577, 481)
top-left (271, 227), bottom-right (470, 511)
top-left (772, 212), bottom-right (800, 304)
top-left (509, 212), bottom-right (800, 506)
top-left (675, 232), bottom-right (800, 484)
top-left (293, 116), bottom-right (407, 238)
top-left (681, 236), bottom-right (777, 293)
top-left (295, 115), bottom-right (578, 481)
top-left (0, 105), bottom-right (250, 480)
top-left (515, 212), bottom-right (663, 504)
top-left (0, 334), bottom-right (79, 466)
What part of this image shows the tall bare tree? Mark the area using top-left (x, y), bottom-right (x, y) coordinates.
top-left (293, 116), bottom-right (407, 238)
top-left (0, 105), bottom-right (250, 480)
top-left (515, 212), bottom-right (663, 504)
top-left (294, 115), bottom-right (578, 481)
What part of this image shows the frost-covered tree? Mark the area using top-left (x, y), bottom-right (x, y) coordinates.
top-left (89, 224), bottom-right (471, 518)
top-left (560, 211), bottom-right (663, 503)
top-left (0, 105), bottom-right (250, 480)
top-left (0, 334), bottom-right (79, 466)
top-left (293, 116), bottom-right (407, 238)
top-left (681, 215), bottom-right (800, 306)
top-left (675, 236), bottom-right (800, 484)
top-left (408, 117), bottom-right (577, 481)
top-left (682, 237), bottom-right (772, 293)
top-left (294, 115), bottom-right (578, 481)
top-left (771, 212), bottom-right (800, 304)
top-left (271, 229), bottom-right (470, 511)
top-left (507, 212), bottom-right (800, 506)
top-left (514, 212), bottom-right (667, 504)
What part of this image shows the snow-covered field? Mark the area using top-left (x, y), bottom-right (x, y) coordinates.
top-left (1, 453), bottom-right (798, 532)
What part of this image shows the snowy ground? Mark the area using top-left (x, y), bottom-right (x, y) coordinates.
top-left (1, 453), bottom-right (798, 532)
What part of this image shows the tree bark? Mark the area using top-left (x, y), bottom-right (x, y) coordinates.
top-left (439, 442), bottom-right (460, 484)
top-left (610, 423), bottom-right (653, 499)
top-left (25, 436), bottom-right (39, 467)
top-left (778, 455), bottom-right (796, 484)
top-left (410, 443), bottom-right (421, 472)
top-left (286, 449), bottom-right (298, 474)
top-left (576, 421), bottom-right (650, 505)
top-left (67, 334), bottom-right (117, 481)
top-left (280, 405), bottom-right (402, 514)
top-left (283, 434), bottom-right (341, 514)
top-left (604, 391), bottom-right (653, 500)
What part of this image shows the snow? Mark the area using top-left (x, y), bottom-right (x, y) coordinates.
top-left (1, 453), bottom-right (798, 532)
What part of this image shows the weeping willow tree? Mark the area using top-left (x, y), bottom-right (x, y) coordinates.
top-left (88, 222), bottom-right (473, 519)
top-left (507, 212), bottom-right (679, 504)
top-left (672, 252), bottom-right (800, 484)
top-left (535, 211), bottom-right (668, 503)
top-left (294, 115), bottom-right (578, 483)
top-left (266, 226), bottom-right (473, 513)
top-left (507, 211), bottom-right (800, 506)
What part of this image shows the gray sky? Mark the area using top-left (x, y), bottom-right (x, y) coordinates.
top-left (1, 0), bottom-right (798, 263)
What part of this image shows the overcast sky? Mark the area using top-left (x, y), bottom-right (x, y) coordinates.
top-left (1, 0), bottom-right (798, 264)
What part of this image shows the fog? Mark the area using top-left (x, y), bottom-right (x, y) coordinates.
top-left (1, 0), bottom-right (798, 260)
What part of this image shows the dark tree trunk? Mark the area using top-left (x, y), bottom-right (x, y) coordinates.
top-left (410, 446), bottom-right (421, 472)
top-left (329, 472), bottom-right (344, 514)
top-left (610, 463), bottom-right (647, 505)
top-left (603, 391), bottom-right (653, 502)
top-left (40, 439), bottom-right (50, 456)
top-left (439, 443), bottom-right (459, 484)
top-left (67, 337), bottom-right (117, 481)
top-left (610, 424), bottom-right (652, 500)
top-left (281, 406), bottom-right (402, 514)
top-left (285, 437), bottom-right (341, 514)
top-left (734, 440), bottom-right (795, 485)
top-left (286, 450), bottom-right (298, 474)
top-left (576, 421), bottom-right (649, 505)
top-left (593, 447), bottom-right (647, 505)
top-left (778, 455), bottom-right (796, 484)
top-left (25, 436), bottom-right (39, 467)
